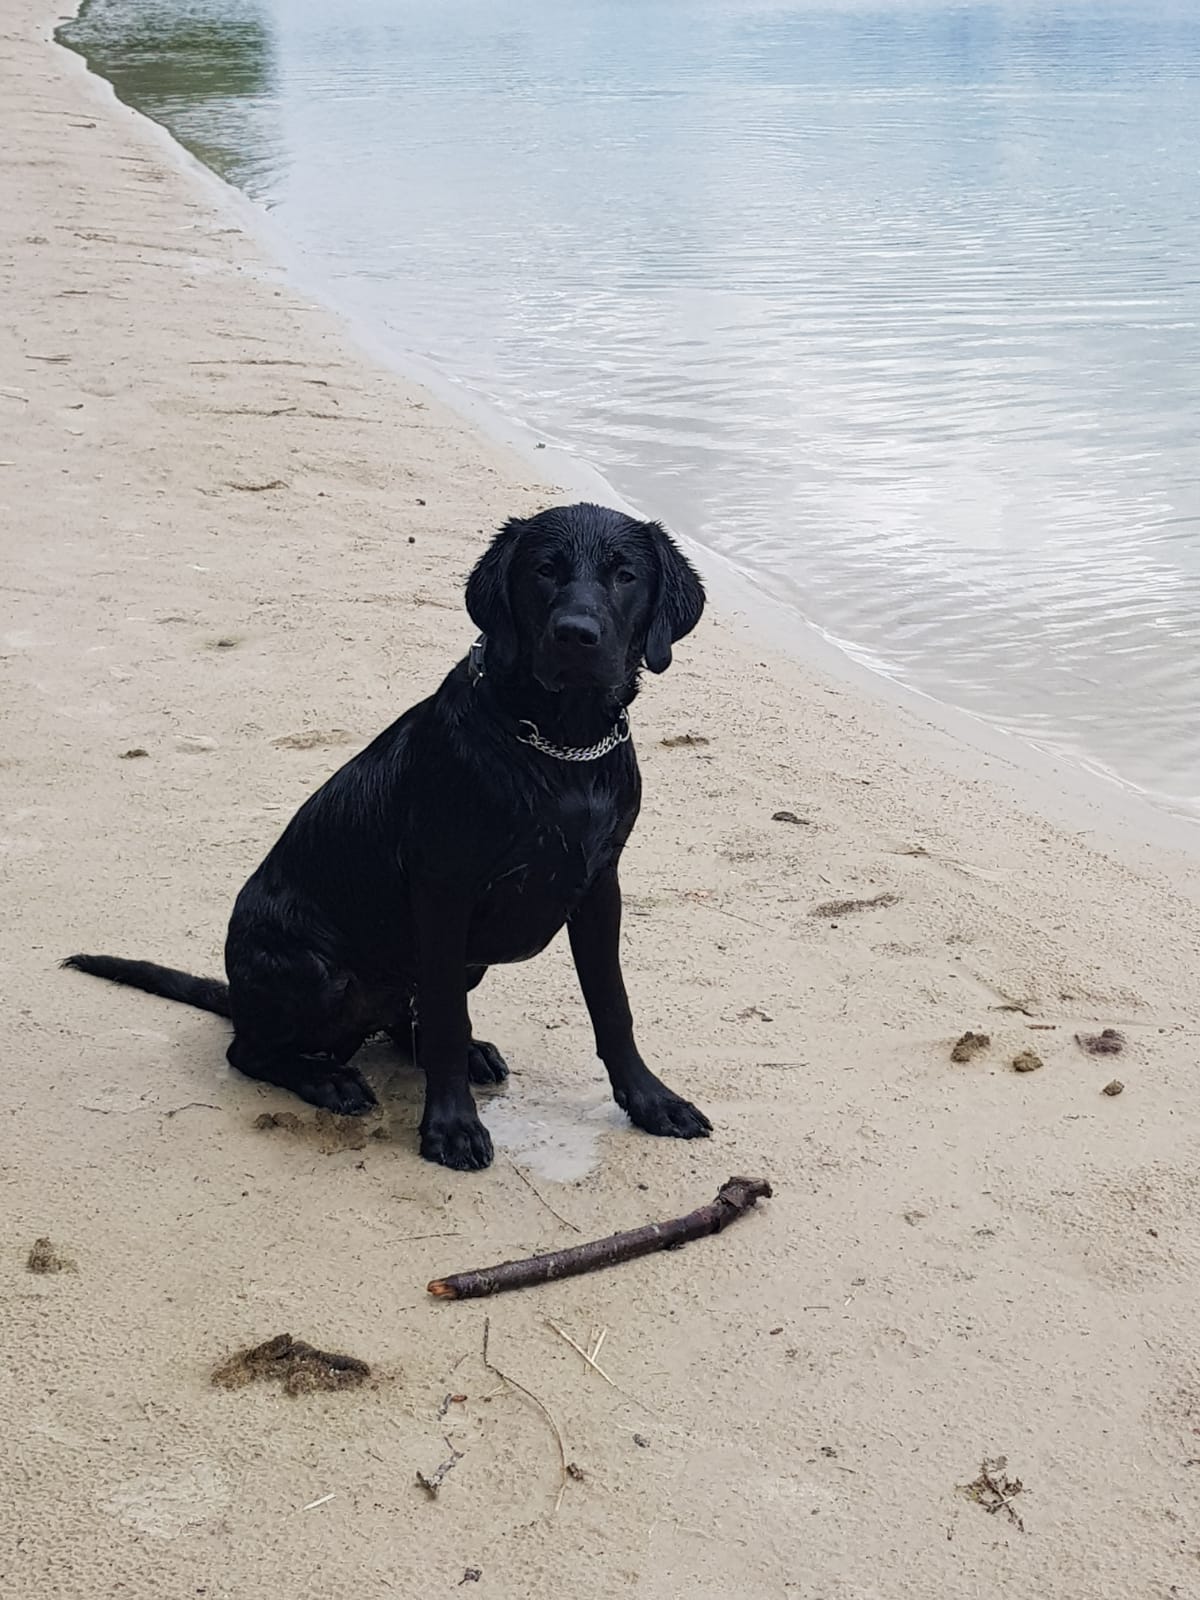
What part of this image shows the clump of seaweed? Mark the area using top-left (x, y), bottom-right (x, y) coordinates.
top-left (960, 1456), bottom-right (1026, 1531)
top-left (26, 1237), bottom-right (75, 1274)
top-left (950, 1031), bottom-right (990, 1064)
top-left (211, 1333), bottom-right (370, 1396)
top-left (812, 892), bottom-right (899, 918)
top-left (1076, 1028), bottom-right (1125, 1056)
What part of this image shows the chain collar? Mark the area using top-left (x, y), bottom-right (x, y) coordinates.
top-left (469, 636), bottom-right (631, 762)
top-left (515, 708), bottom-right (631, 763)
top-left (468, 636), bottom-right (488, 684)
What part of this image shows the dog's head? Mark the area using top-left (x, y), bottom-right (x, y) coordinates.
top-left (465, 503), bottom-right (705, 691)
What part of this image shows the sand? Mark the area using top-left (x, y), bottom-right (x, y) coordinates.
top-left (5, 6), bottom-right (1200, 1596)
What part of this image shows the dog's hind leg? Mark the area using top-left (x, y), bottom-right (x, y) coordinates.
top-left (464, 1035), bottom-right (508, 1086)
top-left (223, 923), bottom-right (377, 1115)
top-left (227, 1031), bottom-right (376, 1115)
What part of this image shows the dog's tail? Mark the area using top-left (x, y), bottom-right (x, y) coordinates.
top-left (61, 954), bottom-right (231, 1018)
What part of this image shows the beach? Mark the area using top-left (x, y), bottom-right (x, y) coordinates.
top-left (5, 4), bottom-right (1200, 1595)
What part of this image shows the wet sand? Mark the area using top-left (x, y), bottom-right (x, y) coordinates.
top-left (5, 5), bottom-right (1200, 1596)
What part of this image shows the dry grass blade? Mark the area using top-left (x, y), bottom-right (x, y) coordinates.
top-left (482, 1317), bottom-right (570, 1511)
top-left (546, 1318), bottom-right (616, 1386)
top-left (545, 1320), bottom-right (663, 1419)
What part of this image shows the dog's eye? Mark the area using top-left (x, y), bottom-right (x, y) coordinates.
top-left (535, 562), bottom-right (556, 581)
top-left (615, 568), bottom-right (638, 586)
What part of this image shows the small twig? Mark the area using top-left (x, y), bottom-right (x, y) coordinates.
top-left (211, 404), bottom-right (298, 417)
top-left (416, 1437), bottom-right (463, 1499)
top-left (302, 1493), bottom-right (335, 1511)
top-left (428, 1176), bottom-right (772, 1300)
top-left (679, 892), bottom-right (777, 935)
top-left (508, 1159), bottom-right (582, 1234)
top-left (482, 1317), bottom-right (569, 1512)
top-left (705, 900), bottom-right (777, 934)
top-left (164, 1102), bottom-right (220, 1118)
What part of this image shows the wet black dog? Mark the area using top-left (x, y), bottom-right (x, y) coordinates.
top-left (65, 503), bottom-right (710, 1170)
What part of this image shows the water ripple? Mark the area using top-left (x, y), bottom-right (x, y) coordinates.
top-left (64, 0), bottom-right (1200, 816)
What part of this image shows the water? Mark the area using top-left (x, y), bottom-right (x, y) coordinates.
top-left (62, 0), bottom-right (1200, 818)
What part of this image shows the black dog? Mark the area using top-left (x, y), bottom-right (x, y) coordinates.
top-left (65, 503), bottom-right (710, 1170)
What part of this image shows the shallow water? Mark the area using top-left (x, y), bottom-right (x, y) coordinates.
top-left (483, 1089), bottom-right (625, 1183)
top-left (63, 0), bottom-right (1200, 818)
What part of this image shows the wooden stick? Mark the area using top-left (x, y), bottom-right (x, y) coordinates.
top-left (427, 1176), bottom-right (772, 1301)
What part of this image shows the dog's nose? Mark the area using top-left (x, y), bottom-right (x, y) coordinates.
top-left (553, 614), bottom-right (601, 649)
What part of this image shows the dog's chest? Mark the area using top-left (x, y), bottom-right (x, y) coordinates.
top-left (468, 783), bottom-right (621, 963)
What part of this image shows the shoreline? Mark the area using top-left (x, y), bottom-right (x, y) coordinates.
top-left (7, 5), bottom-right (1200, 1597)
top-left (54, 9), bottom-right (1200, 864)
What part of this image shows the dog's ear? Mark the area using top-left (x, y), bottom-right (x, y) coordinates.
top-left (465, 517), bottom-right (526, 671)
top-left (643, 521), bottom-right (705, 674)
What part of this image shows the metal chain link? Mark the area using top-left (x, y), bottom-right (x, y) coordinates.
top-left (515, 708), bottom-right (631, 762)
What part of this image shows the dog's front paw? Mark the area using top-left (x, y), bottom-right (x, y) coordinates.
top-left (467, 1038), bottom-right (510, 1086)
top-left (420, 1107), bottom-right (495, 1170)
top-left (618, 1083), bottom-right (712, 1140)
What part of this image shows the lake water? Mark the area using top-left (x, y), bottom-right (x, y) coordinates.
top-left (62, 0), bottom-right (1200, 819)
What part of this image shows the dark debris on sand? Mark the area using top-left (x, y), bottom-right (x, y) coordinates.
top-left (1076, 1028), bottom-right (1126, 1056)
top-left (950, 1031), bottom-right (990, 1064)
top-left (26, 1237), bottom-right (75, 1274)
top-left (254, 1108), bottom-right (382, 1153)
top-left (960, 1456), bottom-right (1026, 1531)
top-left (812, 892), bottom-right (899, 918)
top-left (254, 1111), bottom-right (303, 1133)
top-left (211, 1333), bottom-right (371, 1396)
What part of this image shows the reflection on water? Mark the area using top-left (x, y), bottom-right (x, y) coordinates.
top-left (62, 0), bottom-right (280, 194)
top-left (62, 0), bottom-right (1200, 818)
